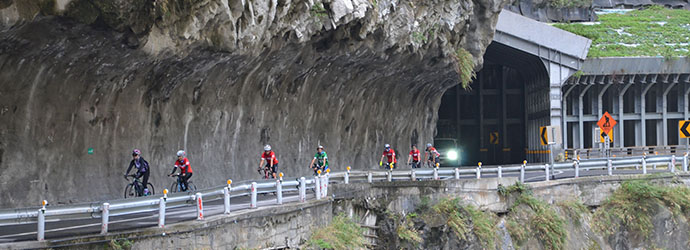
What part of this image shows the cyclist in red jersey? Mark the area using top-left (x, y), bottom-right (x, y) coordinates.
top-left (259, 145), bottom-right (278, 178)
top-left (169, 150), bottom-right (193, 191)
top-left (379, 144), bottom-right (397, 169)
top-left (407, 144), bottom-right (421, 169)
top-left (425, 143), bottom-right (441, 167)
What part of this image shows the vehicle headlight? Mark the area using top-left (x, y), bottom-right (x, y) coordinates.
top-left (447, 150), bottom-right (458, 160)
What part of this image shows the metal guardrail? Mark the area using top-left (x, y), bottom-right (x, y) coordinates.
top-left (565, 145), bottom-right (690, 160)
top-left (0, 154), bottom-right (686, 242)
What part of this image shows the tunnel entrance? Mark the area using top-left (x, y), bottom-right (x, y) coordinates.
top-left (436, 42), bottom-right (549, 166)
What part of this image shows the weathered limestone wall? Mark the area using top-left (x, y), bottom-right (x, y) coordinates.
top-left (0, 0), bottom-right (510, 207)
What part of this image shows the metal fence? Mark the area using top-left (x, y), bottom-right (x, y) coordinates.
top-left (0, 154), bottom-right (685, 242)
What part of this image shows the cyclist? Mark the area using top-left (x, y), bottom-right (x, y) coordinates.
top-left (124, 149), bottom-right (150, 196)
top-left (169, 150), bottom-right (193, 191)
top-left (407, 144), bottom-right (421, 169)
top-left (309, 145), bottom-right (329, 175)
top-left (425, 143), bottom-right (441, 167)
top-left (259, 145), bottom-right (278, 179)
top-left (379, 144), bottom-right (397, 169)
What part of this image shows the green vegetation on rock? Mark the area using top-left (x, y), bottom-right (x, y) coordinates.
top-left (310, 2), bottom-right (328, 18)
top-left (398, 213), bottom-right (423, 245)
top-left (454, 48), bottom-right (476, 89)
top-left (502, 182), bottom-right (567, 249)
top-left (430, 198), bottom-right (499, 249)
top-left (307, 214), bottom-right (366, 249)
top-left (593, 180), bottom-right (690, 239)
top-left (553, 5), bottom-right (690, 58)
top-left (557, 199), bottom-right (589, 226)
top-left (106, 239), bottom-right (133, 250)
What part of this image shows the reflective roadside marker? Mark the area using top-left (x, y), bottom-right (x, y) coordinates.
top-left (88, 148), bottom-right (94, 154)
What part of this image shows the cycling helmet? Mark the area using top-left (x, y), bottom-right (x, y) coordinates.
top-left (176, 150), bottom-right (185, 157)
top-left (264, 145), bottom-right (272, 151)
top-left (132, 149), bottom-right (141, 156)
top-left (317, 145), bottom-right (324, 150)
top-left (426, 143), bottom-right (432, 148)
top-left (384, 144), bottom-right (390, 149)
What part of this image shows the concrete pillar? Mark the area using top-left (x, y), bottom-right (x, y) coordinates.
top-left (662, 79), bottom-right (677, 146)
top-left (618, 83), bottom-right (633, 147)
top-left (579, 85), bottom-right (593, 149)
top-left (641, 76), bottom-right (657, 146)
top-left (563, 85), bottom-right (577, 149)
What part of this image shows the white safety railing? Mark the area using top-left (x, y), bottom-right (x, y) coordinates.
top-left (0, 154), bottom-right (684, 242)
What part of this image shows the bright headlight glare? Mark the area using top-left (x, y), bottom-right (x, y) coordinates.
top-left (447, 150), bottom-right (458, 160)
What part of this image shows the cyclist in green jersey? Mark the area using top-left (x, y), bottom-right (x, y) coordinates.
top-left (309, 145), bottom-right (329, 175)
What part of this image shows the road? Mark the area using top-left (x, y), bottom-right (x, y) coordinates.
top-left (0, 166), bottom-right (670, 243)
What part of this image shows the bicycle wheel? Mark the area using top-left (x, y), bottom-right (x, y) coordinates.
top-left (170, 182), bottom-right (179, 193)
top-left (187, 182), bottom-right (197, 192)
top-left (124, 184), bottom-right (135, 198)
top-left (146, 183), bottom-right (155, 195)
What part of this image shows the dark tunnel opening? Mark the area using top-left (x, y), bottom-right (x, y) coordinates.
top-left (435, 42), bottom-right (549, 166)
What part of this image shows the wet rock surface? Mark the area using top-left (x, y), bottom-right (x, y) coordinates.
top-left (0, 0), bottom-right (509, 207)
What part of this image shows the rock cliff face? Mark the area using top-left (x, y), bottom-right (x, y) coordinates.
top-left (0, 0), bottom-right (508, 207)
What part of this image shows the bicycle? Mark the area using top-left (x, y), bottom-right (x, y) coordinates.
top-left (258, 165), bottom-right (276, 179)
top-left (124, 174), bottom-right (155, 198)
top-left (311, 163), bottom-right (328, 176)
top-left (169, 173), bottom-right (197, 193)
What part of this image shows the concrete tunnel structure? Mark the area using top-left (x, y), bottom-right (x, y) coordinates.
top-left (437, 10), bottom-right (690, 166)
top-left (436, 10), bottom-right (591, 165)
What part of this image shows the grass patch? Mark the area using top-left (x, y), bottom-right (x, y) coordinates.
top-left (553, 5), bottom-right (690, 58)
top-left (503, 182), bottom-right (567, 249)
top-left (307, 215), bottom-right (366, 249)
top-left (398, 213), bottom-right (423, 245)
top-left (310, 2), bottom-right (328, 18)
top-left (430, 198), bottom-right (499, 249)
top-left (593, 180), bottom-right (690, 239)
top-left (546, 0), bottom-right (592, 8)
top-left (106, 239), bottom-right (133, 250)
top-left (557, 199), bottom-right (589, 226)
top-left (453, 48), bottom-right (476, 89)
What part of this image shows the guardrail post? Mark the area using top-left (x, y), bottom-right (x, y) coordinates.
top-left (195, 192), bottom-right (204, 220)
top-left (299, 177), bottom-right (306, 202)
top-left (684, 153), bottom-right (688, 172)
top-left (101, 203), bottom-right (109, 235)
top-left (411, 169), bottom-right (416, 181)
top-left (642, 155), bottom-right (648, 174)
top-left (387, 170), bottom-right (392, 182)
top-left (159, 197), bottom-right (166, 227)
top-left (544, 164), bottom-right (550, 181)
top-left (574, 160), bottom-right (579, 178)
top-left (367, 172), bottom-right (373, 183)
top-left (670, 155), bottom-right (676, 173)
top-left (498, 166), bottom-right (502, 179)
top-left (454, 168), bottom-right (460, 179)
top-left (276, 179), bottom-right (283, 204)
top-left (250, 182), bottom-right (257, 208)
top-left (520, 161), bottom-right (526, 183)
top-left (433, 167), bottom-right (439, 180)
top-left (345, 166), bottom-right (350, 184)
top-left (314, 177), bottom-right (322, 200)
top-left (37, 200), bottom-right (47, 241)
top-left (224, 180), bottom-right (231, 214)
top-left (476, 162), bottom-right (482, 179)
top-left (607, 159), bottom-right (613, 176)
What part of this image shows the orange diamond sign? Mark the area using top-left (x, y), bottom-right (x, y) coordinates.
top-left (597, 111), bottom-right (617, 134)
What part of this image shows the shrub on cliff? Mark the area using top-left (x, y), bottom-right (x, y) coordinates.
top-left (306, 214), bottom-right (366, 249)
top-left (502, 182), bottom-right (567, 249)
top-left (593, 180), bottom-right (690, 240)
